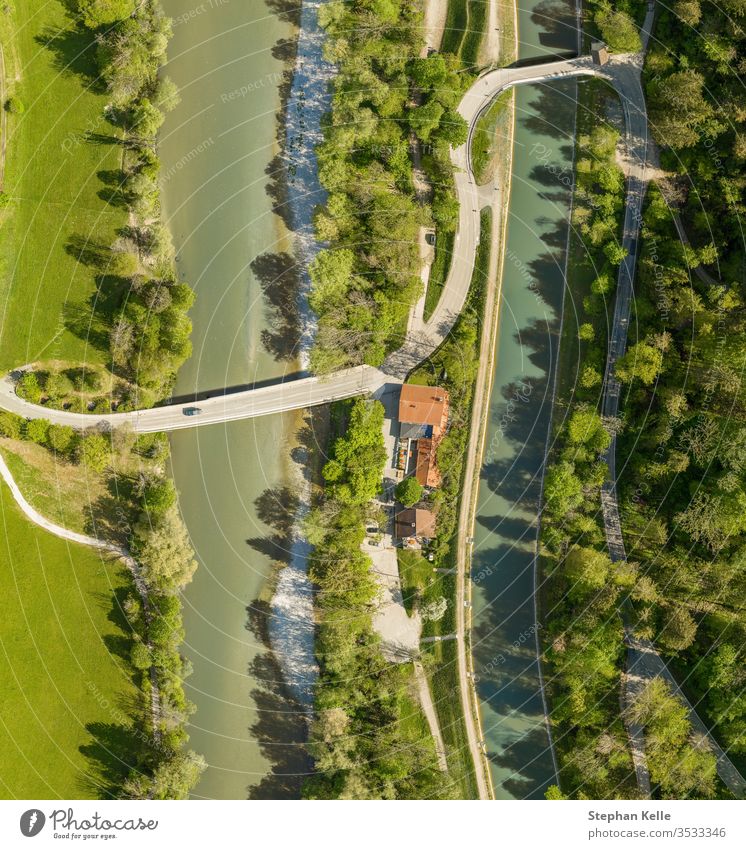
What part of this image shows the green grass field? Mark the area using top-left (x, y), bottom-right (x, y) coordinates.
top-left (0, 1), bottom-right (143, 800)
top-left (0, 482), bottom-right (141, 798)
top-left (0, 0), bottom-right (127, 372)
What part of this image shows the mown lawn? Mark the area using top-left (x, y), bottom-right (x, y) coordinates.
top-left (0, 483), bottom-right (141, 799)
top-left (0, 0), bottom-right (127, 372)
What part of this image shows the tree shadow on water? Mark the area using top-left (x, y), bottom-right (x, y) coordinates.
top-left (250, 252), bottom-right (302, 361)
top-left (245, 486), bottom-right (300, 565)
top-left (245, 599), bottom-right (311, 799)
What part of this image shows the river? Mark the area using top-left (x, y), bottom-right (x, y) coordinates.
top-left (159, 0), bottom-right (312, 799)
top-left (470, 2), bottom-right (578, 799)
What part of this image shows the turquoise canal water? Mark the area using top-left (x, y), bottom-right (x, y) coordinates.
top-left (159, 1), bottom-right (310, 799)
top-left (471, 2), bottom-right (580, 799)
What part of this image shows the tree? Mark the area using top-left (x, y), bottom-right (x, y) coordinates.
top-left (565, 545), bottom-right (611, 597)
top-left (615, 341), bottom-right (663, 385)
top-left (648, 71), bottom-right (714, 149)
top-left (134, 505), bottom-right (198, 590)
top-left (45, 371), bottom-right (73, 401)
top-left (594, 4), bottom-right (642, 52)
top-left (395, 476), bottom-right (423, 507)
top-left (142, 476), bottom-right (177, 516)
top-left (629, 679), bottom-right (717, 798)
top-left (657, 605), bottom-right (697, 652)
top-left (578, 322), bottom-right (595, 341)
top-left (123, 750), bottom-right (206, 800)
top-left (673, 0), bottom-right (701, 24)
top-left (409, 100), bottom-right (443, 142)
top-left (78, 0), bottom-right (134, 29)
top-left (566, 406), bottom-right (610, 452)
top-left (436, 109), bottom-right (468, 146)
top-left (544, 462), bottom-right (583, 514)
top-left (77, 433), bottom-right (111, 473)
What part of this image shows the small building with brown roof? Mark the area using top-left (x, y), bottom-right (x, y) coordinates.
top-left (395, 506), bottom-right (438, 541)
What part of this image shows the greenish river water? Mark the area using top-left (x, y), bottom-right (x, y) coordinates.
top-left (517, 0), bottom-right (578, 61)
top-left (471, 4), bottom-right (580, 799)
top-left (160, 0), bottom-right (309, 800)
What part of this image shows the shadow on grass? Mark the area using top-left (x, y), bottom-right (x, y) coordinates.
top-left (35, 22), bottom-right (102, 89)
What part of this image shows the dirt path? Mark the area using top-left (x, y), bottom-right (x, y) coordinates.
top-left (422, 0), bottom-right (448, 56)
top-left (414, 660), bottom-right (448, 772)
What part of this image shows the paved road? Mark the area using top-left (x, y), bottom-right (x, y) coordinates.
top-left (0, 365), bottom-right (394, 433)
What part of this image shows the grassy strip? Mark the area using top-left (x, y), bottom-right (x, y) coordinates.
top-left (423, 229), bottom-right (455, 321)
top-left (470, 89), bottom-right (513, 185)
top-left (0, 1), bottom-right (204, 798)
top-left (461, 1), bottom-right (488, 68)
top-left (441, 0), bottom-right (468, 55)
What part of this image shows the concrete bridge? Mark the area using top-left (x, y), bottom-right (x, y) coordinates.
top-left (0, 55), bottom-right (631, 434)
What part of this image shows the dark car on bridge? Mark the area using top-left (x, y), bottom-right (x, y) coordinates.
top-left (182, 406), bottom-right (202, 416)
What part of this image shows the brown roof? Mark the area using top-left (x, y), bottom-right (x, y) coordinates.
top-left (399, 384), bottom-right (449, 427)
top-left (415, 508), bottom-right (437, 538)
top-left (395, 506), bottom-right (437, 539)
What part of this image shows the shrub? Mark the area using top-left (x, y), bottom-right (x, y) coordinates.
top-left (17, 371), bottom-right (42, 404)
top-left (48, 424), bottom-right (76, 455)
top-left (25, 418), bottom-right (50, 446)
top-left (77, 433), bottom-right (111, 473)
top-left (5, 96), bottom-right (24, 114)
top-left (0, 411), bottom-right (23, 439)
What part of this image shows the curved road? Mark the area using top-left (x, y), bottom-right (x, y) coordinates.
top-left (1, 58), bottom-right (627, 434)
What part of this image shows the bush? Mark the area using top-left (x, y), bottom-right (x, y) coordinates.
top-left (77, 433), bottom-right (111, 473)
top-left (25, 418), bottom-right (50, 446)
top-left (16, 371), bottom-right (42, 404)
top-left (0, 411), bottom-right (23, 439)
top-left (130, 641), bottom-right (152, 670)
top-left (5, 96), bottom-right (24, 114)
top-left (48, 424), bottom-right (76, 455)
top-left (395, 476), bottom-right (423, 507)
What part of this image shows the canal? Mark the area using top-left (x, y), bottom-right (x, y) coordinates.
top-left (470, 2), bottom-right (579, 799)
top-left (159, 0), bottom-right (310, 799)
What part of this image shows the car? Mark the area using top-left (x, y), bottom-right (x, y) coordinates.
top-left (425, 231), bottom-right (436, 247)
top-left (183, 406), bottom-right (202, 416)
